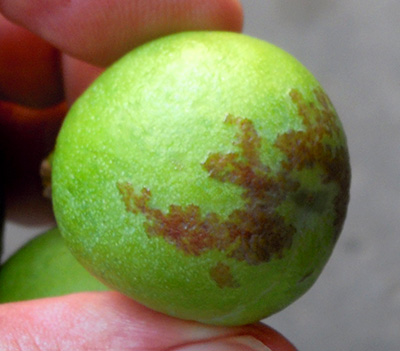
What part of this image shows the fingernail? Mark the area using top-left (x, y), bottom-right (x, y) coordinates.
top-left (172, 335), bottom-right (272, 351)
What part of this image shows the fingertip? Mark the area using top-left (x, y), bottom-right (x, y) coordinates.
top-left (171, 335), bottom-right (273, 351)
top-left (217, 0), bottom-right (244, 32)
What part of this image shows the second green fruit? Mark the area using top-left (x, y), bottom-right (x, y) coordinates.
top-left (0, 228), bottom-right (108, 302)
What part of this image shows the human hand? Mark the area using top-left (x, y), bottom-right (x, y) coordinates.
top-left (0, 291), bottom-right (296, 350)
top-left (0, 1), bottom-right (296, 349)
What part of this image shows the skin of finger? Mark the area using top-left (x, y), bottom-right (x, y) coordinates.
top-left (0, 291), bottom-right (296, 351)
top-left (0, 0), bottom-right (243, 67)
top-left (0, 13), bottom-right (63, 107)
top-left (171, 336), bottom-right (273, 351)
top-left (61, 55), bottom-right (105, 106)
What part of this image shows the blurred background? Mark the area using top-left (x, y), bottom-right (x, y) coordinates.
top-left (3, 1), bottom-right (400, 350)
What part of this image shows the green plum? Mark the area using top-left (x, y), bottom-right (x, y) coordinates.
top-left (52, 31), bottom-right (350, 326)
top-left (0, 228), bottom-right (108, 302)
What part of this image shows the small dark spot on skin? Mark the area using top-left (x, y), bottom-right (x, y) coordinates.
top-left (209, 262), bottom-right (240, 288)
top-left (297, 269), bottom-right (315, 284)
top-left (117, 88), bottom-right (350, 269)
top-left (293, 189), bottom-right (329, 213)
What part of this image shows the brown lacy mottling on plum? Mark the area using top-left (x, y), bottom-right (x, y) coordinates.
top-left (117, 88), bottom-right (350, 272)
top-left (275, 89), bottom-right (350, 240)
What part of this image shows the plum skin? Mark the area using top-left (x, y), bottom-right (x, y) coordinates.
top-left (51, 31), bottom-right (350, 326)
top-left (0, 228), bottom-right (108, 302)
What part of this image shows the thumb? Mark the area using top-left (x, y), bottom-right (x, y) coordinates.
top-left (0, 291), bottom-right (296, 351)
top-left (0, 0), bottom-right (243, 66)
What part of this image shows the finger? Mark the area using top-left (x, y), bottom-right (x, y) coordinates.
top-left (0, 291), bottom-right (297, 351)
top-left (0, 13), bottom-right (63, 107)
top-left (0, 0), bottom-right (243, 67)
top-left (61, 55), bottom-right (105, 105)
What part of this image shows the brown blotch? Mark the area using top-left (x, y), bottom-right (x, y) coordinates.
top-left (209, 262), bottom-right (240, 288)
top-left (117, 114), bottom-right (296, 265)
top-left (275, 88), bottom-right (350, 240)
top-left (117, 87), bottom-right (350, 267)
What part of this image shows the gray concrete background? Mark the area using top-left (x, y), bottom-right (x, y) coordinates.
top-left (3, 1), bottom-right (400, 350)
